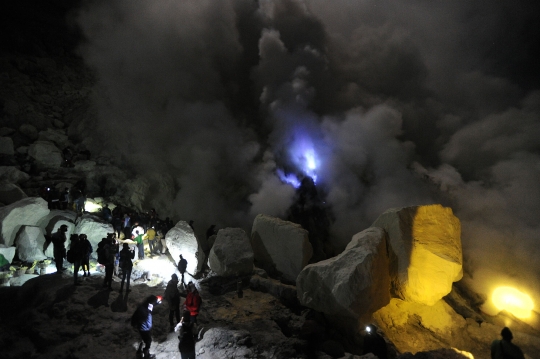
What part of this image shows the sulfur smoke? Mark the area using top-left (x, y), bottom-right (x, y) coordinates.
top-left (77, 0), bottom-right (540, 309)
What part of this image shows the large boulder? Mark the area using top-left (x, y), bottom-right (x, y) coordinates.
top-left (15, 226), bottom-right (47, 262)
top-left (19, 124), bottom-right (38, 141)
top-left (373, 298), bottom-right (468, 355)
top-left (74, 214), bottom-right (113, 258)
top-left (38, 210), bottom-right (77, 257)
top-left (0, 245), bottom-right (16, 264)
top-left (165, 220), bottom-right (205, 275)
top-left (28, 141), bottom-right (63, 168)
top-left (37, 129), bottom-right (69, 148)
top-left (297, 227), bottom-right (390, 325)
top-left (0, 197), bottom-right (50, 246)
top-left (371, 204), bottom-right (462, 306)
top-left (0, 166), bottom-right (31, 184)
top-left (0, 137), bottom-right (15, 156)
top-left (0, 183), bottom-right (27, 205)
top-left (251, 214), bottom-right (313, 283)
top-left (208, 228), bottom-right (254, 277)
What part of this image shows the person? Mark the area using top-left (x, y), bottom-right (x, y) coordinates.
top-left (119, 243), bottom-right (135, 293)
top-left (60, 188), bottom-right (69, 210)
top-left (80, 234), bottom-right (92, 277)
top-left (362, 324), bottom-right (387, 359)
top-left (157, 230), bottom-right (167, 255)
top-left (144, 226), bottom-right (157, 255)
top-left (164, 274), bottom-right (181, 331)
top-left (134, 230), bottom-right (145, 260)
top-left (491, 327), bottom-right (525, 359)
top-left (177, 254), bottom-right (188, 284)
top-left (177, 310), bottom-right (196, 359)
top-left (51, 225), bottom-right (68, 273)
top-left (123, 213), bottom-right (131, 239)
top-left (102, 204), bottom-right (112, 222)
top-left (102, 237), bottom-right (116, 289)
top-left (205, 225), bottom-right (217, 240)
top-left (132, 295), bottom-right (161, 359)
top-left (184, 282), bottom-right (201, 328)
top-left (69, 234), bottom-right (85, 285)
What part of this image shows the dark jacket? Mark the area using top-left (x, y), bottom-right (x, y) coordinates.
top-left (52, 231), bottom-right (66, 254)
top-left (178, 322), bottom-right (196, 353)
top-left (69, 238), bottom-right (86, 261)
top-left (119, 247), bottom-right (135, 270)
top-left (178, 258), bottom-right (187, 273)
top-left (164, 279), bottom-right (181, 306)
top-left (103, 242), bottom-right (116, 266)
top-left (133, 302), bottom-right (153, 331)
top-left (82, 239), bottom-right (93, 259)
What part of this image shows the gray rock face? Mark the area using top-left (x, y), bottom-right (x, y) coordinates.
top-left (371, 204), bottom-right (462, 306)
top-left (251, 214), bottom-right (313, 282)
top-left (208, 228), bottom-right (254, 277)
top-left (74, 214), bottom-right (113, 258)
top-left (0, 245), bottom-right (16, 264)
top-left (0, 183), bottom-right (28, 205)
top-left (297, 227), bottom-right (390, 324)
top-left (0, 137), bottom-right (15, 156)
top-left (73, 160), bottom-right (96, 172)
top-left (165, 220), bottom-right (205, 275)
top-left (0, 166), bottom-right (31, 184)
top-left (0, 197), bottom-right (50, 246)
top-left (15, 225), bottom-right (47, 261)
top-left (28, 141), bottom-right (63, 168)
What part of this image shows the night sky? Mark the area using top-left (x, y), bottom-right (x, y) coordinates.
top-left (4, 0), bottom-right (540, 309)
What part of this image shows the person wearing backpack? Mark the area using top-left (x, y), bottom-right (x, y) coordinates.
top-left (68, 234), bottom-right (85, 285)
top-left (176, 310), bottom-right (196, 359)
top-left (52, 225), bottom-right (68, 273)
top-left (131, 295), bottom-right (161, 359)
top-left (119, 243), bottom-right (135, 293)
top-left (79, 234), bottom-right (92, 277)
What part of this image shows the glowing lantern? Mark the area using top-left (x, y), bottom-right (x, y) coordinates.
top-left (492, 286), bottom-right (534, 319)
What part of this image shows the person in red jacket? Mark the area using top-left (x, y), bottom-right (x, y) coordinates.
top-left (184, 282), bottom-right (201, 326)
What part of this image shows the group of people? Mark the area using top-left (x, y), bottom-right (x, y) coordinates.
top-left (50, 224), bottom-right (92, 285)
top-left (130, 257), bottom-right (201, 359)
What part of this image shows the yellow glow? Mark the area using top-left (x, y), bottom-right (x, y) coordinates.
top-left (84, 201), bottom-right (102, 213)
top-left (492, 286), bottom-right (534, 319)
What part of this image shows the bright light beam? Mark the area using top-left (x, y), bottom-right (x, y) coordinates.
top-left (492, 286), bottom-right (534, 319)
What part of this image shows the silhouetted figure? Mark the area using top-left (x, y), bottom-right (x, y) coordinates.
top-left (164, 274), bottom-right (181, 331)
top-left (51, 225), bottom-right (68, 273)
top-left (363, 324), bottom-right (387, 359)
top-left (102, 238), bottom-right (116, 289)
top-left (205, 225), bottom-right (217, 240)
top-left (177, 254), bottom-right (188, 284)
top-left (62, 146), bottom-right (74, 167)
top-left (102, 204), bottom-right (112, 222)
top-left (491, 327), bottom-right (525, 359)
top-left (80, 234), bottom-right (92, 277)
top-left (60, 188), bottom-right (69, 210)
top-left (69, 234), bottom-right (85, 285)
top-left (185, 282), bottom-right (201, 328)
top-left (119, 243), bottom-right (135, 293)
top-left (177, 310), bottom-right (196, 359)
top-left (132, 295), bottom-right (160, 359)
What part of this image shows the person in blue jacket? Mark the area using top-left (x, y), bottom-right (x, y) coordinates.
top-left (132, 295), bottom-right (161, 359)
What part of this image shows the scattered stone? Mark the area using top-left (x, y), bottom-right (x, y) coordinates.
top-left (28, 141), bottom-right (63, 168)
top-left (0, 137), bottom-right (15, 155)
top-left (15, 225), bottom-right (47, 262)
top-left (209, 228), bottom-right (254, 277)
top-left (251, 214), bottom-right (313, 283)
top-left (16, 146), bottom-right (28, 154)
top-left (37, 129), bottom-right (69, 148)
top-left (0, 197), bottom-right (50, 246)
top-left (19, 124), bottom-right (38, 141)
top-left (0, 127), bottom-right (15, 137)
top-left (371, 204), bottom-right (462, 306)
top-left (297, 227), bottom-right (390, 325)
top-left (250, 275), bottom-right (299, 307)
top-left (53, 119), bottom-right (64, 128)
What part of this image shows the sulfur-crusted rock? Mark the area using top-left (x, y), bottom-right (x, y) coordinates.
top-left (15, 226), bottom-right (47, 262)
top-left (371, 204), bottom-right (462, 306)
top-left (166, 220), bottom-right (205, 275)
top-left (297, 227), bottom-right (390, 324)
top-left (0, 245), bottom-right (16, 264)
top-left (209, 228), bottom-right (254, 277)
top-left (0, 197), bottom-right (50, 246)
top-left (251, 214), bottom-right (312, 282)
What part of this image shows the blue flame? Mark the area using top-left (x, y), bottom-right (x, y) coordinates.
top-left (277, 169), bottom-right (301, 188)
top-left (277, 135), bottom-right (320, 188)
